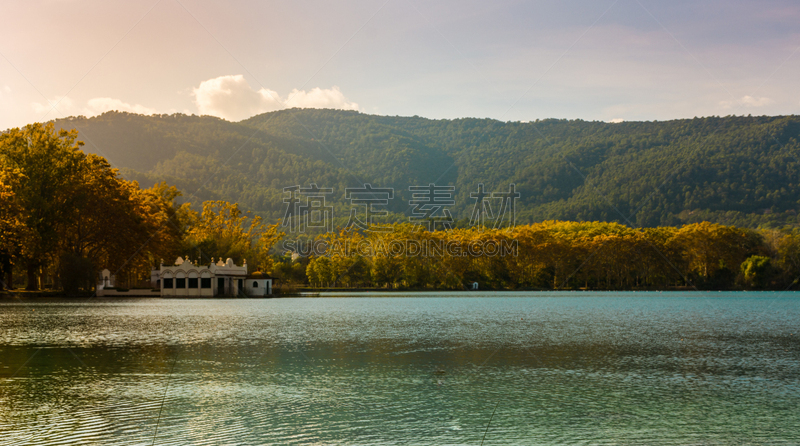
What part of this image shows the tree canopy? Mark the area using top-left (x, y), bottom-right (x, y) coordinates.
top-left (291, 221), bottom-right (798, 291)
top-left (185, 200), bottom-right (283, 273)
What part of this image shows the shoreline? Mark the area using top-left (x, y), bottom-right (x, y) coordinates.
top-left (1, 288), bottom-right (796, 299)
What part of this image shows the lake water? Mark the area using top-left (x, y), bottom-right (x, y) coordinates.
top-left (0, 292), bottom-right (798, 445)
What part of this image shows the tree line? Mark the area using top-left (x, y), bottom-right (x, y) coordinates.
top-left (280, 221), bottom-right (800, 291)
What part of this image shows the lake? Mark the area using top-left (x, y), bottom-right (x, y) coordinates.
top-left (0, 292), bottom-right (798, 445)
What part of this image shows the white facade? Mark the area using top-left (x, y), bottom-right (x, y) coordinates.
top-left (244, 277), bottom-right (272, 296)
top-left (154, 257), bottom-right (271, 297)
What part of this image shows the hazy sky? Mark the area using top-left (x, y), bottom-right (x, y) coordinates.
top-left (1, 0), bottom-right (799, 129)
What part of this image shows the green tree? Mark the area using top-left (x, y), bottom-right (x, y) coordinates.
top-left (740, 255), bottom-right (775, 289)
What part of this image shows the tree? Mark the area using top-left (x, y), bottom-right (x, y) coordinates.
top-left (56, 159), bottom-right (193, 288)
top-left (185, 201), bottom-right (283, 272)
top-left (773, 231), bottom-right (800, 288)
top-left (133, 181), bottom-right (194, 271)
top-left (1, 123), bottom-right (190, 291)
top-left (671, 222), bottom-right (761, 287)
top-left (59, 253), bottom-right (95, 295)
top-left (57, 154), bottom-right (148, 279)
top-left (0, 166), bottom-right (28, 289)
top-left (0, 123), bottom-right (85, 290)
top-left (740, 255), bottom-right (775, 289)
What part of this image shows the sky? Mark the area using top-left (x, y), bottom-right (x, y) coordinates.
top-left (1, 0), bottom-right (799, 129)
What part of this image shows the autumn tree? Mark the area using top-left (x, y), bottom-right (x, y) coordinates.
top-left (57, 160), bottom-right (192, 289)
top-left (185, 200), bottom-right (283, 273)
top-left (0, 166), bottom-right (28, 289)
top-left (0, 123), bottom-right (86, 289)
top-left (1, 123), bottom-right (190, 291)
top-left (135, 181), bottom-right (194, 268)
top-left (671, 222), bottom-right (762, 287)
top-left (295, 220), bottom-right (781, 291)
top-left (57, 154), bottom-right (148, 287)
top-left (772, 230), bottom-right (800, 289)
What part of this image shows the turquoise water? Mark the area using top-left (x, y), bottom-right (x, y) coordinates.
top-left (0, 292), bottom-right (798, 445)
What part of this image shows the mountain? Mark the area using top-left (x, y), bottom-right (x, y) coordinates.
top-left (48, 109), bottom-right (800, 229)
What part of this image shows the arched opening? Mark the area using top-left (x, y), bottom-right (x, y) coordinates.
top-left (188, 271), bottom-right (198, 289)
top-left (200, 271), bottom-right (211, 289)
top-left (162, 272), bottom-right (174, 289)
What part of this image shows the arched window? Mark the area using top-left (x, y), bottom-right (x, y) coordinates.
top-left (176, 271), bottom-right (186, 288)
top-left (188, 271), bottom-right (198, 288)
top-left (253, 281), bottom-right (258, 288)
top-left (200, 270), bottom-right (211, 289)
top-left (162, 272), bottom-right (173, 289)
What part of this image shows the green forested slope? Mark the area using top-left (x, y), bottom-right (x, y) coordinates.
top-left (48, 110), bottom-right (800, 228)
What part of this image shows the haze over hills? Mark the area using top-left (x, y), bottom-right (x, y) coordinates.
top-left (47, 109), bottom-right (800, 229)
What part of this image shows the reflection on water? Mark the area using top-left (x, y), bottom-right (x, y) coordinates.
top-left (0, 292), bottom-right (798, 445)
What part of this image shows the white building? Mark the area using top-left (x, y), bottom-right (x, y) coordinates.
top-left (244, 271), bottom-right (272, 296)
top-left (154, 257), bottom-right (272, 297)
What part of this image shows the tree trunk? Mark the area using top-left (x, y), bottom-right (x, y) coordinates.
top-left (0, 258), bottom-right (10, 290)
top-left (26, 263), bottom-right (38, 291)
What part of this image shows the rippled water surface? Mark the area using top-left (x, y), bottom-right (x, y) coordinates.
top-left (1, 292), bottom-right (799, 445)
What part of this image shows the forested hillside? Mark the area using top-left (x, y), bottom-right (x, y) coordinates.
top-left (49, 110), bottom-right (800, 229)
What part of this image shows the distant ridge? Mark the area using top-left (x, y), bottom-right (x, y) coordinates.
top-left (47, 109), bottom-right (800, 229)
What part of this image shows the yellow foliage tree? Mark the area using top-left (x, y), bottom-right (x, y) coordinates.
top-left (185, 200), bottom-right (283, 273)
top-left (1, 123), bottom-right (190, 291)
top-left (0, 166), bottom-right (29, 289)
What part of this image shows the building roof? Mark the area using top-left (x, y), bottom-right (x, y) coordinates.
top-left (157, 256), bottom-right (248, 277)
top-left (247, 270), bottom-right (272, 280)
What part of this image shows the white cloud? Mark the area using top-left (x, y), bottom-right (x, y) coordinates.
top-left (85, 97), bottom-right (156, 115)
top-left (720, 95), bottom-right (773, 109)
top-left (193, 75), bottom-right (281, 121)
top-left (31, 96), bottom-right (156, 118)
top-left (192, 74), bottom-right (359, 121)
top-left (609, 118), bottom-right (624, 123)
top-left (284, 86), bottom-right (358, 111)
